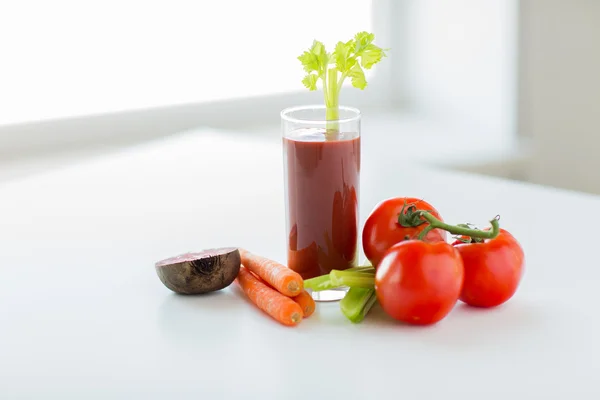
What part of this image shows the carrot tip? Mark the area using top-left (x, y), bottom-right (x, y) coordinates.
top-left (291, 312), bottom-right (302, 324)
top-left (288, 281), bottom-right (300, 294)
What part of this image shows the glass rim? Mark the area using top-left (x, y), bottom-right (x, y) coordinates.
top-left (280, 105), bottom-right (361, 125)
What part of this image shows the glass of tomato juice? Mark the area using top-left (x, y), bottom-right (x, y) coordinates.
top-left (281, 105), bottom-right (361, 301)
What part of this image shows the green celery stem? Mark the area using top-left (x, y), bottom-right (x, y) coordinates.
top-left (346, 265), bottom-right (376, 274)
top-left (340, 287), bottom-right (377, 323)
top-left (303, 274), bottom-right (337, 292)
top-left (303, 266), bottom-right (375, 292)
top-left (330, 270), bottom-right (375, 289)
top-left (325, 68), bottom-right (340, 135)
top-left (326, 106), bottom-right (339, 121)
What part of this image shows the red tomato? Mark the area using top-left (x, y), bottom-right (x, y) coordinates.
top-left (453, 229), bottom-right (524, 308)
top-left (375, 240), bottom-right (464, 325)
top-left (362, 197), bottom-right (447, 267)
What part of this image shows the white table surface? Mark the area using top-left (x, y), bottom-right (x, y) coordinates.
top-left (1, 128), bottom-right (599, 399)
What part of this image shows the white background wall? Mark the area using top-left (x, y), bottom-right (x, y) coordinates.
top-left (519, 0), bottom-right (600, 194)
top-left (401, 0), bottom-right (600, 195)
top-left (403, 0), bottom-right (518, 139)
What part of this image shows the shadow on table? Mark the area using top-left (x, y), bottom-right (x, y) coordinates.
top-left (156, 289), bottom-right (240, 344)
top-left (347, 299), bottom-right (547, 350)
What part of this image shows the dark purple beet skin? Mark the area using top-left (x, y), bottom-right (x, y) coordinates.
top-left (155, 247), bottom-right (241, 294)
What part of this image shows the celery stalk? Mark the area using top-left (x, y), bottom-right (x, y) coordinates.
top-left (330, 270), bottom-right (375, 288)
top-left (346, 265), bottom-right (375, 274)
top-left (303, 265), bottom-right (375, 291)
top-left (303, 274), bottom-right (338, 292)
top-left (340, 287), bottom-right (377, 323)
top-left (325, 68), bottom-right (340, 134)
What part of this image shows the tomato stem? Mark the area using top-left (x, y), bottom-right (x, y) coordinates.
top-left (417, 212), bottom-right (500, 241)
top-left (398, 201), bottom-right (430, 227)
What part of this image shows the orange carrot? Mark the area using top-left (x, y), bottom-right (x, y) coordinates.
top-left (240, 249), bottom-right (304, 297)
top-left (292, 290), bottom-right (315, 318)
top-left (236, 266), bottom-right (303, 327)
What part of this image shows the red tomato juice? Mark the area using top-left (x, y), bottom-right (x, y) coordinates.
top-left (283, 129), bottom-right (360, 279)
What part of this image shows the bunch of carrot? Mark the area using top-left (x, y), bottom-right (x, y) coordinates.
top-left (236, 249), bottom-right (315, 327)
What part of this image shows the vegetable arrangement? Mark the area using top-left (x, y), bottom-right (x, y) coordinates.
top-left (155, 197), bottom-right (524, 327)
top-left (154, 32), bottom-right (524, 328)
top-left (155, 247), bottom-right (316, 327)
top-left (305, 197), bottom-right (525, 325)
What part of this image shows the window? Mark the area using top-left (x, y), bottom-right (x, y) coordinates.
top-left (404, 0), bottom-right (517, 138)
top-left (0, 0), bottom-right (373, 126)
top-left (1, 0), bottom-right (519, 165)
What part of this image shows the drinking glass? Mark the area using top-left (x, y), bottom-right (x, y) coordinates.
top-left (281, 105), bottom-right (361, 301)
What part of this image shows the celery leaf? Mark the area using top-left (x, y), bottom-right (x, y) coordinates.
top-left (353, 32), bottom-right (386, 69)
top-left (348, 64), bottom-right (367, 90)
top-left (298, 40), bottom-right (328, 75)
top-left (302, 74), bottom-right (319, 91)
top-left (354, 31), bottom-right (375, 54)
top-left (333, 41), bottom-right (356, 73)
top-left (359, 43), bottom-right (386, 69)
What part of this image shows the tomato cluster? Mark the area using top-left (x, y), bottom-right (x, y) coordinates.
top-left (362, 197), bottom-right (525, 325)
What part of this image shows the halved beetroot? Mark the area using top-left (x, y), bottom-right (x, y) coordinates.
top-left (155, 248), bottom-right (241, 294)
